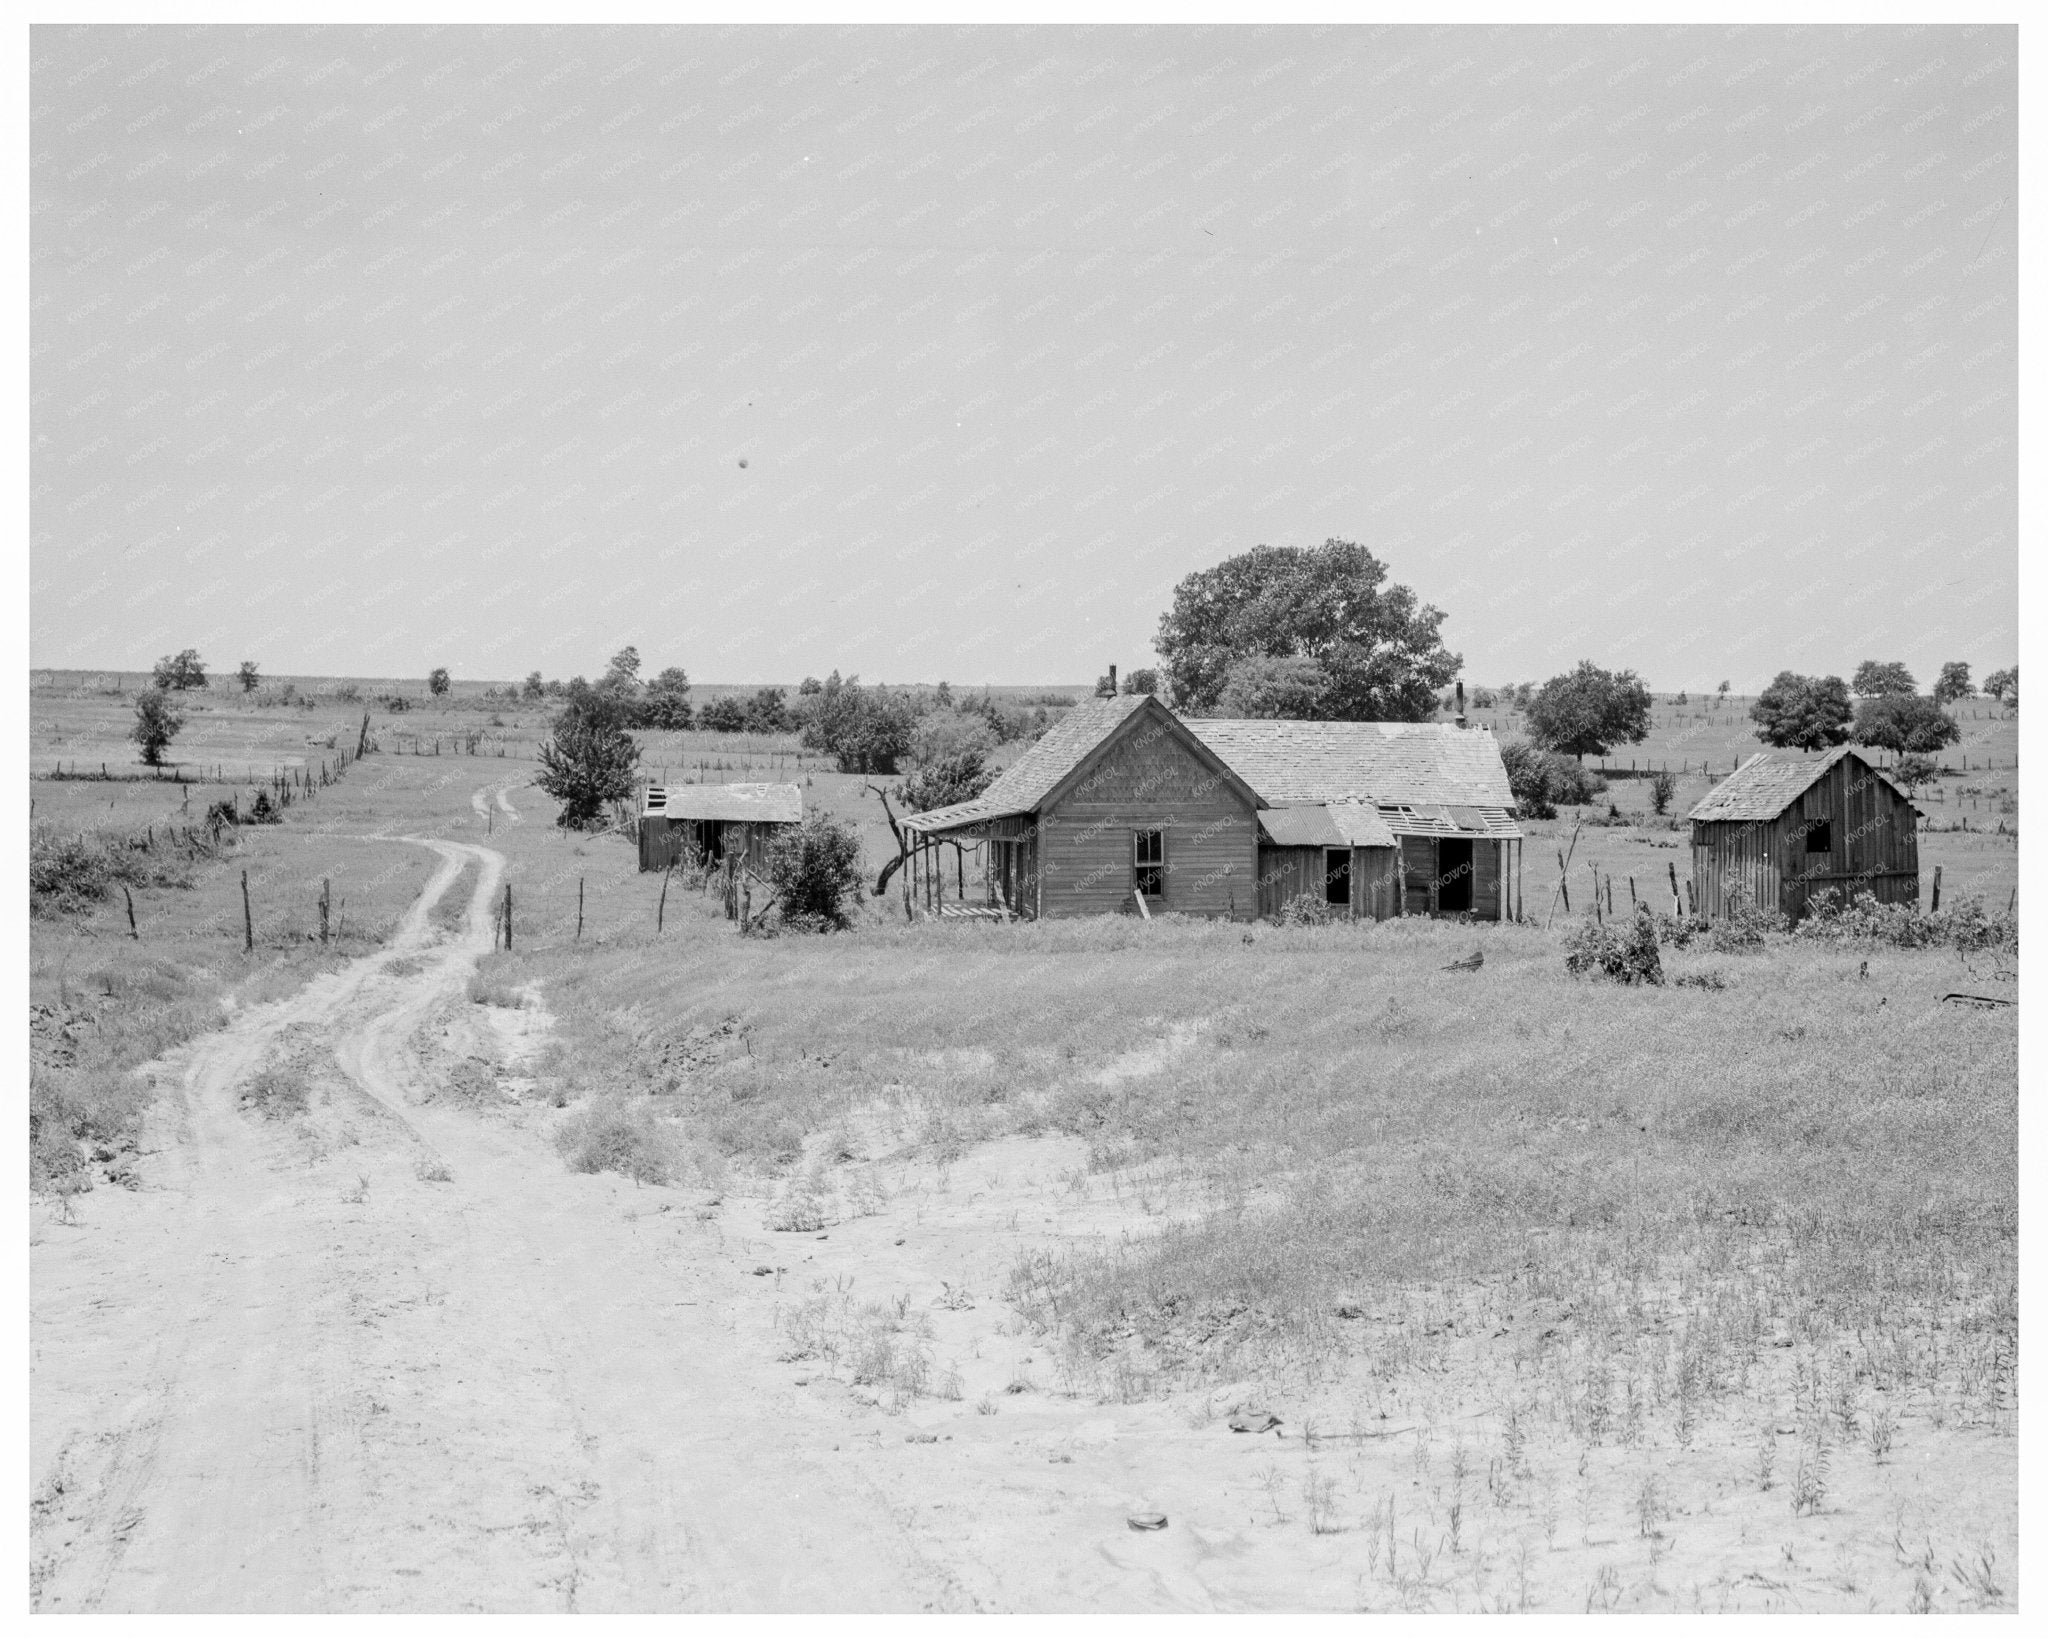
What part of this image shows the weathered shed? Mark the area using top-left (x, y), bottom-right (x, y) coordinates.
top-left (1687, 747), bottom-right (1920, 921)
top-left (1186, 720), bottom-right (1525, 921)
top-left (639, 782), bottom-right (802, 874)
top-left (1252, 801), bottom-right (1402, 920)
top-left (900, 695), bottom-right (1265, 919)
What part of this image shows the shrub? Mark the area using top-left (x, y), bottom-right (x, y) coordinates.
top-left (1710, 890), bottom-right (1784, 951)
top-left (30, 1067), bottom-right (151, 1187)
top-left (535, 687), bottom-right (641, 829)
top-left (1275, 891), bottom-right (1336, 927)
top-left (765, 814), bottom-right (864, 931)
top-left (1563, 908), bottom-right (1664, 985)
top-left (1648, 768), bottom-right (1679, 815)
top-left (1501, 739), bottom-right (1608, 818)
top-left (246, 790), bottom-right (282, 824)
top-left (895, 744), bottom-right (995, 815)
top-left (1796, 887), bottom-right (2017, 953)
top-left (131, 688), bottom-right (186, 767)
top-left (554, 1095), bottom-right (680, 1184)
top-left (236, 660), bottom-right (261, 692)
top-left (30, 828), bottom-right (195, 916)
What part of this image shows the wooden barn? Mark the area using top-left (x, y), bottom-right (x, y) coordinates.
top-left (1187, 720), bottom-right (1525, 922)
top-left (638, 782), bottom-right (802, 874)
top-left (899, 694), bottom-right (1265, 919)
top-left (1687, 747), bottom-right (1921, 922)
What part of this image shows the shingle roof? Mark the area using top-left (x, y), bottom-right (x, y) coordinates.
top-left (902, 694), bottom-right (1150, 833)
top-left (643, 782), bottom-right (803, 823)
top-left (1185, 719), bottom-right (1517, 808)
top-left (1258, 801), bottom-right (1399, 849)
top-left (1687, 747), bottom-right (1919, 822)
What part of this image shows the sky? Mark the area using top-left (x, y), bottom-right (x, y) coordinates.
top-left (30, 22), bottom-right (2018, 690)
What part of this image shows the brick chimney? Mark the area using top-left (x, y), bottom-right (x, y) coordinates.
top-left (1454, 679), bottom-right (1467, 728)
top-left (1108, 663), bottom-right (1118, 696)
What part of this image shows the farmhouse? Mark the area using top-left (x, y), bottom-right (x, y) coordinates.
top-left (1187, 719), bottom-right (1525, 921)
top-left (1687, 746), bottom-right (1921, 922)
top-left (899, 697), bottom-right (1524, 923)
top-left (638, 781), bottom-right (802, 874)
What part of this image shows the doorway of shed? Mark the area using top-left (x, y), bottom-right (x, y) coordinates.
top-left (1439, 838), bottom-right (1473, 914)
top-left (695, 820), bottom-right (724, 864)
top-left (1324, 848), bottom-right (1351, 907)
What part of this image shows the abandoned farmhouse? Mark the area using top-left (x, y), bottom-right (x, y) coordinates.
top-left (895, 695), bottom-right (1527, 923)
top-left (1687, 746), bottom-right (1923, 923)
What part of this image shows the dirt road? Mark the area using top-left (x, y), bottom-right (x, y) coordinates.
top-left (31, 829), bottom-right (960, 1612)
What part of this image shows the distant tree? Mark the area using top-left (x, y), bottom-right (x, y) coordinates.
top-left (1120, 667), bottom-right (1161, 696)
top-left (152, 649), bottom-right (208, 690)
top-left (1526, 661), bottom-right (1653, 760)
top-left (1982, 665), bottom-right (2017, 706)
top-left (1154, 539), bottom-right (1460, 720)
top-left (1216, 654), bottom-right (1330, 719)
top-left (743, 687), bottom-right (791, 734)
top-left (130, 688), bottom-right (187, 767)
top-left (641, 667), bottom-right (694, 730)
top-left (895, 745), bottom-right (996, 814)
top-left (1648, 768), bottom-right (1679, 815)
top-left (1672, 690), bottom-right (1688, 706)
top-left (1892, 753), bottom-right (1941, 795)
top-left (764, 814), bottom-right (865, 932)
top-left (1500, 740), bottom-right (1607, 820)
top-left (798, 675), bottom-right (824, 695)
top-left (1749, 671), bottom-right (1854, 751)
top-left (697, 695), bottom-right (747, 733)
top-left (1852, 659), bottom-right (1916, 697)
top-left (427, 668), bottom-right (451, 697)
top-left (1470, 686), bottom-right (1498, 710)
top-left (1932, 661), bottom-right (1975, 705)
top-left (1094, 671), bottom-right (1118, 698)
top-left (600, 646), bottom-right (642, 698)
top-left (236, 660), bottom-right (261, 693)
top-left (1854, 694), bottom-right (1961, 759)
top-left (933, 680), bottom-right (953, 707)
top-left (521, 670), bottom-right (546, 701)
top-left (1513, 681), bottom-right (1535, 709)
top-left (534, 687), bottom-right (640, 829)
top-left (799, 674), bottom-right (917, 773)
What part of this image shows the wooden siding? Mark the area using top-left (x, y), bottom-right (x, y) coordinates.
top-left (639, 815), bottom-right (783, 875)
top-left (1399, 835), bottom-right (1508, 921)
top-left (1037, 717), bottom-right (1257, 919)
top-left (1257, 845), bottom-right (1403, 921)
top-left (1691, 752), bottom-right (1918, 921)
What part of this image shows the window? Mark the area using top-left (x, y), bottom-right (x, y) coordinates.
top-left (1133, 829), bottom-right (1165, 898)
top-left (1804, 818), bottom-right (1832, 854)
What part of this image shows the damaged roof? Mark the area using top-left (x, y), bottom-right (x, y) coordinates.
top-left (1258, 801), bottom-right (1399, 850)
top-left (642, 782), bottom-right (803, 824)
top-left (1687, 746), bottom-right (1921, 822)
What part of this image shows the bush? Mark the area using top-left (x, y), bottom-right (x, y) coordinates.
top-left (1274, 891), bottom-right (1336, 927)
top-left (428, 668), bottom-right (451, 697)
top-left (697, 695), bottom-right (747, 733)
top-left (553, 1095), bottom-right (680, 1184)
top-left (1648, 768), bottom-right (1679, 815)
top-left (1563, 908), bottom-right (1663, 985)
top-left (799, 674), bottom-right (917, 774)
top-left (895, 746), bottom-right (995, 814)
top-left (1796, 888), bottom-right (2017, 953)
top-left (1709, 890), bottom-right (1785, 951)
top-left (30, 828), bottom-right (194, 917)
top-left (1500, 739), bottom-right (1609, 818)
top-left (30, 1067), bottom-right (150, 1187)
top-left (765, 814), bottom-right (865, 931)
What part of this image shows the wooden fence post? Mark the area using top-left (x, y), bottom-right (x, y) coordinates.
top-left (125, 886), bottom-right (138, 939)
top-left (320, 877), bottom-right (330, 945)
top-left (1930, 865), bottom-right (1942, 914)
top-left (504, 881), bottom-right (513, 949)
top-left (1668, 860), bottom-right (1683, 918)
top-left (241, 869), bottom-right (253, 952)
top-left (657, 859), bottom-right (674, 932)
top-left (577, 877), bottom-right (585, 941)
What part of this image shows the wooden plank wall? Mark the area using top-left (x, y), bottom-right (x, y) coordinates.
top-left (1355, 846), bottom-right (1402, 921)
top-left (1692, 753), bottom-right (1919, 921)
top-left (1039, 721), bottom-right (1257, 918)
top-left (1397, 836), bottom-right (1507, 921)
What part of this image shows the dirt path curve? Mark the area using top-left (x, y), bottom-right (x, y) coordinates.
top-left (32, 833), bottom-right (954, 1613)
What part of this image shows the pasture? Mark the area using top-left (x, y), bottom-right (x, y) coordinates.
top-left (27, 672), bottom-right (2018, 1609)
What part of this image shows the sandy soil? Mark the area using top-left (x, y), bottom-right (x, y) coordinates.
top-left (30, 799), bottom-right (2018, 1612)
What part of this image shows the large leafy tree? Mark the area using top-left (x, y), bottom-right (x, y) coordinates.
top-left (1932, 661), bottom-right (1974, 705)
top-left (1154, 539), bottom-right (1461, 720)
top-left (640, 666), bottom-right (694, 729)
top-left (1854, 693), bottom-right (1961, 759)
top-left (131, 688), bottom-right (187, 767)
top-left (1216, 653), bottom-right (1330, 719)
top-left (535, 685), bottom-right (641, 828)
top-left (600, 646), bottom-right (642, 698)
top-left (1749, 671), bottom-right (1854, 751)
top-left (1526, 661), bottom-right (1653, 759)
top-left (1852, 659), bottom-right (1917, 697)
top-left (152, 649), bottom-right (208, 690)
top-left (798, 673), bottom-right (917, 773)
top-left (1983, 665), bottom-right (2018, 707)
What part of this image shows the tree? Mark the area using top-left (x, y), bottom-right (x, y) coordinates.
top-left (1852, 660), bottom-right (1916, 698)
top-left (1470, 686), bottom-right (1498, 710)
top-left (1648, 768), bottom-right (1679, 816)
top-left (1154, 538), bottom-right (1461, 720)
top-left (743, 687), bottom-right (791, 734)
top-left (1892, 753), bottom-right (1941, 795)
top-left (934, 680), bottom-right (953, 707)
top-left (534, 687), bottom-right (641, 828)
top-left (641, 666), bottom-right (693, 729)
top-left (1717, 680), bottom-right (1730, 697)
top-left (798, 674), bottom-right (917, 773)
top-left (1526, 661), bottom-right (1653, 759)
top-left (236, 660), bottom-right (261, 693)
top-left (1093, 671), bottom-right (1118, 698)
top-left (1499, 740), bottom-right (1606, 819)
top-left (895, 746), bottom-right (996, 814)
top-left (1983, 666), bottom-right (2017, 706)
top-left (600, 646), bottom-right (642, 698)
top-left (130, 688), bottom-right (186, 767)
top-left (428, 668), bottom-right (451, 697)
top-left (1749, 671), bottom-right (1854, 751)
top-left (1120, 667), bottom-right (1160, 696)
top-left (1854, 694), bottom-right (1961, 759)
top-left (152, 649), bottom-right (207, 690)
top-left (764, 814), bottom-right (864, 931)
top-left (1217, 653), bottom-right (1330, 718)
top-left (697, 695), bottom-right (747, 732)
top-left (1932, 661), bottom-right (1975, 706)
top-left (798, 676), bottom-right (824, 696)
top-left (522, 671), bottom-right (546, 701)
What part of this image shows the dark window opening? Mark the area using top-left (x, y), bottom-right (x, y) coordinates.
top-left (1804, 818), bottom-right (1832, 854)
top-left (1324, 848), bottom-right (1351, 906)
top-left (1438, 837), bottom-right (1474, 913)
top-left (697, 820), bottom-right (725, 863)
top-left (1134, 829), bottom-right (1165, 899)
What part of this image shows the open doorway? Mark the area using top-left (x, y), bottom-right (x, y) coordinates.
top-left (1323, 848), bottom-right (1351, 908)
top-left (1438, 837), bottom-right (1473, 914)
top-left (695, 819), bottom-right (725, 864)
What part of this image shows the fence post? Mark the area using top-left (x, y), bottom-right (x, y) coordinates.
top-left (577, 877), bottom-right (585, 941)
top-left (503, 881), bottom-right (513, 949)
top-left (658, 859), bottom-right (674, 932)
top-left (125, 886), bottom-right (138, 939)
top-left (1668, 860), bottom-right (1682, 918)
top-left (320, 877), bottom-right (330, 945)
top-left (241, 869), bottom-right (253, 953)
top-left (1930, 865), bottom-right (1942, 914)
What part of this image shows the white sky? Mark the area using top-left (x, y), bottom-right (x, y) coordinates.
top-left (30, 22), bottom-right (2018, 689)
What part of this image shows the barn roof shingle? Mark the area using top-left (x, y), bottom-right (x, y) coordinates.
top-left (643, 782), bottom-right (803, 824)
top-left (1687, 747), bottom-right (1919, 822)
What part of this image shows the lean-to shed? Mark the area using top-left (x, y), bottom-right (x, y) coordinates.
top-left (1687, 747), bottom-right (1921, 921)
top-left (638, 782), bottom-right (802, 874)
top-left (1185, 720), bottom-right (1524, 921)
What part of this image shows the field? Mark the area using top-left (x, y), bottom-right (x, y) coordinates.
top-left (29, 676), bottom-right (2017, 1612)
